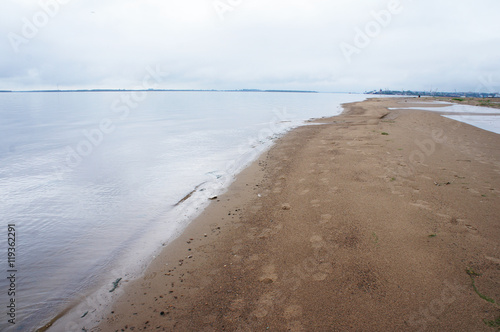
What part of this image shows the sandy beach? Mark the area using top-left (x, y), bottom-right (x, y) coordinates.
top-left (60, 97), bottom-right (500, 331)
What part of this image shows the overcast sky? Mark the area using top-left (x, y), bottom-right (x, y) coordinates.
top-left (1, 0), bottom-right (499, 92)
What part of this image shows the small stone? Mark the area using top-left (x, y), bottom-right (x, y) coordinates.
top-left (281, 203), bottom-right (291, 210)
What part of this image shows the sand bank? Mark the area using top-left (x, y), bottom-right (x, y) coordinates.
top-left (55, 97), bottom-right (500, 331)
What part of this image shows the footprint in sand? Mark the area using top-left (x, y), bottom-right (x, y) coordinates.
top-left (436, 213), bottom-right (451, 219)
top-left (410, 200), bottom-right (432, 211)
top-left (224, 298), bottom-right (246, 322)
top-left (231, 254), bottom-right (243, 263)
top-left (310, 199), bottom-right (321, 207)
top-left (310, 235), bottom-right (324, 248)
top-left (465, 224), bottom-right (478, 233)
top-left (328, 186), bottom-right (339, 194)
top-left (143, 272), bottom-right (157, 280)
top-left (246, 227), bottom-right (260, 239)
top-left (252, 307), bottom-right (269, 319)
top-left (249, 254), bottom-right (260, 261)
top-left (259, 265), bottom-right (279, 283)
top-left (229, 298), bottom-right (245, 311)
top-left (319, 214), bottom-right (332, 224)
top-left (287, 320), bottom-right (305, 331)
top-left (468, 188), bottom-right (480, 195)
top-left (312, 271), bottom-right (329, 281)
top-left (257, 224), bottom-right (283, 239)
top-left (252, 292), bottom-right (275, 318)
top-left (250, 203), bottom-right (263, 213)
top-left (231, 244), bottom-right (243, 253)
top-left (284, 304), bottom-right (303, 319)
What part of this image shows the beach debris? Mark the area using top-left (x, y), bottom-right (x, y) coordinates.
top-left (381, 132), bottom-right (389, 135)
top-left (434, 181), bottom-right (451, 186)
top-left (466, 267), bottom-right (496, 303)
top-left (81, 311), bottom-right (89, 318)
top-left (174, 182), bottom-right (207, 206)
top-left (109, 278), bottom-right (122, 292)
top-left (209, 196), bottom-right (218, 200)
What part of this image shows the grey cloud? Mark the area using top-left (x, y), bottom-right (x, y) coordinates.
top-left (1, 0), bottom-right (499, 92)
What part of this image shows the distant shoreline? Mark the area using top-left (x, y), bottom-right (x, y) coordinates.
top-left (0, 89), bottom-right (320, 94)
top-left (2, 89), bottom-right (498, 99)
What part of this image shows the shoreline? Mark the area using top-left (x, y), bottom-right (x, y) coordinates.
top-left (37, 94), bottom-right (366, 332)
top-left (51, 97), bottom-right (500, 331)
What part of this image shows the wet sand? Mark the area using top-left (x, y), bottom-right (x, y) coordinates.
top-left (58, 97), bottom-right (500, 331)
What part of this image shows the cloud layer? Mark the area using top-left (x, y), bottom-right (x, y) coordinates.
top-left (1, 0), bottom-right (499, 92)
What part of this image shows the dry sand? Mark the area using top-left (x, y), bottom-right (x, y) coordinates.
top-left (78, 98), bottom-right (499, 331)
